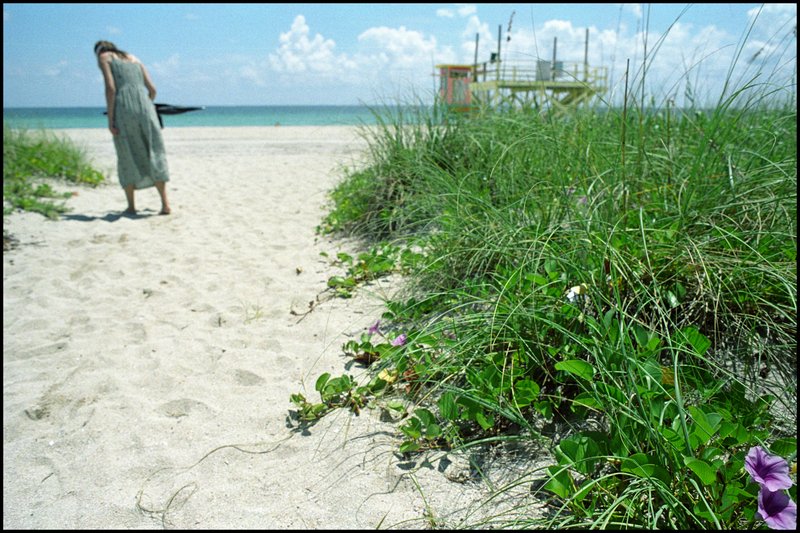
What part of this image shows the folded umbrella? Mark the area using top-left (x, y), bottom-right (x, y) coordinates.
top-left (103, 103), bottom-right (204, 128)
top-left (154, 103), bottom-right (204, 115)
top-left (153, 104), bottom-right (204, 128)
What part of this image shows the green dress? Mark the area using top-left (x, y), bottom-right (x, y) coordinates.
top-left (110, 58), bottom-right (169, 189)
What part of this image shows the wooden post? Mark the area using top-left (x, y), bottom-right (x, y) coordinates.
top-left (473, 33), bottom-right (479, 82)
top-left (496, 25), bottom-right (502, 82)
top-left (584, 28), bottom-right (589, 82)
top-left (552, 37), bottom-right (557, 80)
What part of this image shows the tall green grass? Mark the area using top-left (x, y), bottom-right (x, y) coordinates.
top-left (314, 48), bottom-right (796, 528)
top-left (3, 124), bottom-right (106, 219)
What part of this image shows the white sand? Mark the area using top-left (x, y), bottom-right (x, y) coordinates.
top-left (2, 126), bottom-right (530, 529)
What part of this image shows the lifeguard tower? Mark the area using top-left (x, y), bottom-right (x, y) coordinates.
top-left (437, 27), bottom-right (607, 115)
top-left (436, 64), bottom-right (475, 112)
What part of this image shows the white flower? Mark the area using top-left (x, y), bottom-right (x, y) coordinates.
top-left (565, 284), bottom-right (588, 303)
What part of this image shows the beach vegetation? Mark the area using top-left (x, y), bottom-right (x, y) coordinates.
top-left (320, 243), bottom-right (423, 297)
top-left (296, 24), bottom-right (797, 527)
top-left (3, 124), bottom-right (106, 219)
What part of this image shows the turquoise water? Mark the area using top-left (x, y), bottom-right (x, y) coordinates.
top-left (2, 105), bottom-right (398, 130)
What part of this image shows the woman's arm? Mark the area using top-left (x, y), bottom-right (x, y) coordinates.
top-left (140, 63), bottom-right (158, 101)
top-left (97, 52), bottom-right (118, 134)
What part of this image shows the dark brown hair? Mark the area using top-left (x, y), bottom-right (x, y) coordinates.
top-left (94, 40), bottom-right (129, 59)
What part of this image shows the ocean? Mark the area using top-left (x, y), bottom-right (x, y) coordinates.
top-left (2, 105), bottom-right (402, 130)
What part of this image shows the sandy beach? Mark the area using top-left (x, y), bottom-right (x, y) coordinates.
top-left (2, 126), bottom-right (521, 529)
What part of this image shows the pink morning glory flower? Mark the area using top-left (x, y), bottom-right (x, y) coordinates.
top-left (368, 320), bottom-right (381, 335)
top-left (391, 334), bottom-right (407, 347)
top-left (745, 446), bottom-right (793, 492)
top-left (758, 485), bottom-right (797, 530)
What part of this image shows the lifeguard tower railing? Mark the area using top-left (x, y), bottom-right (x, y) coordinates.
top-left (469, 59), bottom-right (608, 112)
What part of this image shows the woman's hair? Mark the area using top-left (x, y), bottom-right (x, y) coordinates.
top-left (94, 40), bottom-right (129, 59)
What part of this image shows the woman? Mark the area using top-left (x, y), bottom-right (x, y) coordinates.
top-left (95, 40), bottom-right (171, 215)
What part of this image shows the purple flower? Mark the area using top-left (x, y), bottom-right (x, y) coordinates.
top-left (758, 486), bottom-right (797, 530)
top-left (368, 320), bottom-right (381, 335)
top-left (745, 446), bottom-right (794, 492)
top-left (391, 333), bottom-right (407, 347)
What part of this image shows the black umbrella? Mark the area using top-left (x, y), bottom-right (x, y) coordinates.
top-left (153, 104), bottom-right (204, 128)
top-left (103, 103), bottom-right (204, 128)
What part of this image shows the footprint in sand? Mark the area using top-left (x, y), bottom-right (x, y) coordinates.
top-left (158, 398), bottom-right (213, 418)
top-left (233, 369), bottom-right (265, 386)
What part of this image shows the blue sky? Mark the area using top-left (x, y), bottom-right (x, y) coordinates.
top-left (3, 3), bottom-right (796, 107)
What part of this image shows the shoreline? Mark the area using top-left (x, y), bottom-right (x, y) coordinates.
top-left (2, 126), bottom-right (486, 528)
top-left (2, 104), bottom-right (399, 130)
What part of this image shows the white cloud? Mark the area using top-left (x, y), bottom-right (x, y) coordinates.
top-left (457, 4), bottom-right (477, 17)
top-left (460, 15), bottom-right (493, 58)
top-left (623, 3), bottom-right (643, 19)
top-left (268, 15), bottom-right (355, 76)
top-left (748, 3), bottom-right (797, 24)
top-left (151, 53), bottom-right (182, 77)
top-left (239, 64), bottom-right (265, 87)
top-left (358, 26), bottom-right (439, 69)
top-left (355, 25), bottom-right (455, 98)
top-left (265, 14), bottom-right (452, 99)
top-left (745, 3), bottom-right (797, 56)
top-left (438, 4), bottom-right (476, 20)
top-left (43, 60), bottom-right (68, 77)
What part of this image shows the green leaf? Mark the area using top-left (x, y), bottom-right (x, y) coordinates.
top-left (542, 465), bottom-right (574, 499)
top-left (513, 379), bottom-right (540, 408)
top-left (385, 400), bottom-right (406, 414)
top-left (659, 425), bottom-right (688, 451)
top-left (632, 324), bottom-right (650, 349)
top-left (399, 441), bottom-right (421, 453)
top-left (689, 406), bottom-right (722, 445)
top-left (557, 434), bottom-right (602, 475)
top-left (425, 422), bottom-right (442, 440)
top-left (621, 453), bottom-right (671, 485)
top-left (416, 409), bottom-right (440, 437)
top-left (555, 359), bottom-right (595, 381)
top-left (475, 410), bottom-right (494, 430)
top-left (527, 273), bottom-right (549, 287)
top-left (639, 358), bottom-right (664, 388)
top-left (678, 326), bottom-right (711, 356)
top-left (684, 456), bottom-right (717, 485)
top-left (414, 408), bottom-right (436, 426)
top-left (718, 421), bottom-right (751, 445)
top-left (534, 400), bottom-right (553, 418)
top-left (327, 276), bottom-right (356, 288)
top-left (770, 438), bottom-right (797, 458)
top-left (438, 392), bottom-right (459, 420)
top-left (572, 392), bottom-right (602, 412)
top-left (314, 373), bottom-right (331, 393)
top-left (400, 417), bottom-right (422, 439)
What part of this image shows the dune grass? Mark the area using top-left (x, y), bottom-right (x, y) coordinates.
top-left (305, 54), bottom-right (797, 528)
top-left (3, 123), bottom-right (106, 220)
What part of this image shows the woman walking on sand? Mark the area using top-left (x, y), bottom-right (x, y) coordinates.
top-left (95, 40), bottom-right (171, 215)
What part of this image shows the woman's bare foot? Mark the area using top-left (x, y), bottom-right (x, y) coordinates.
top-left (159, 207), bottom-right (171, 215)
top-left (123, 207), bottom-right (137, 215)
